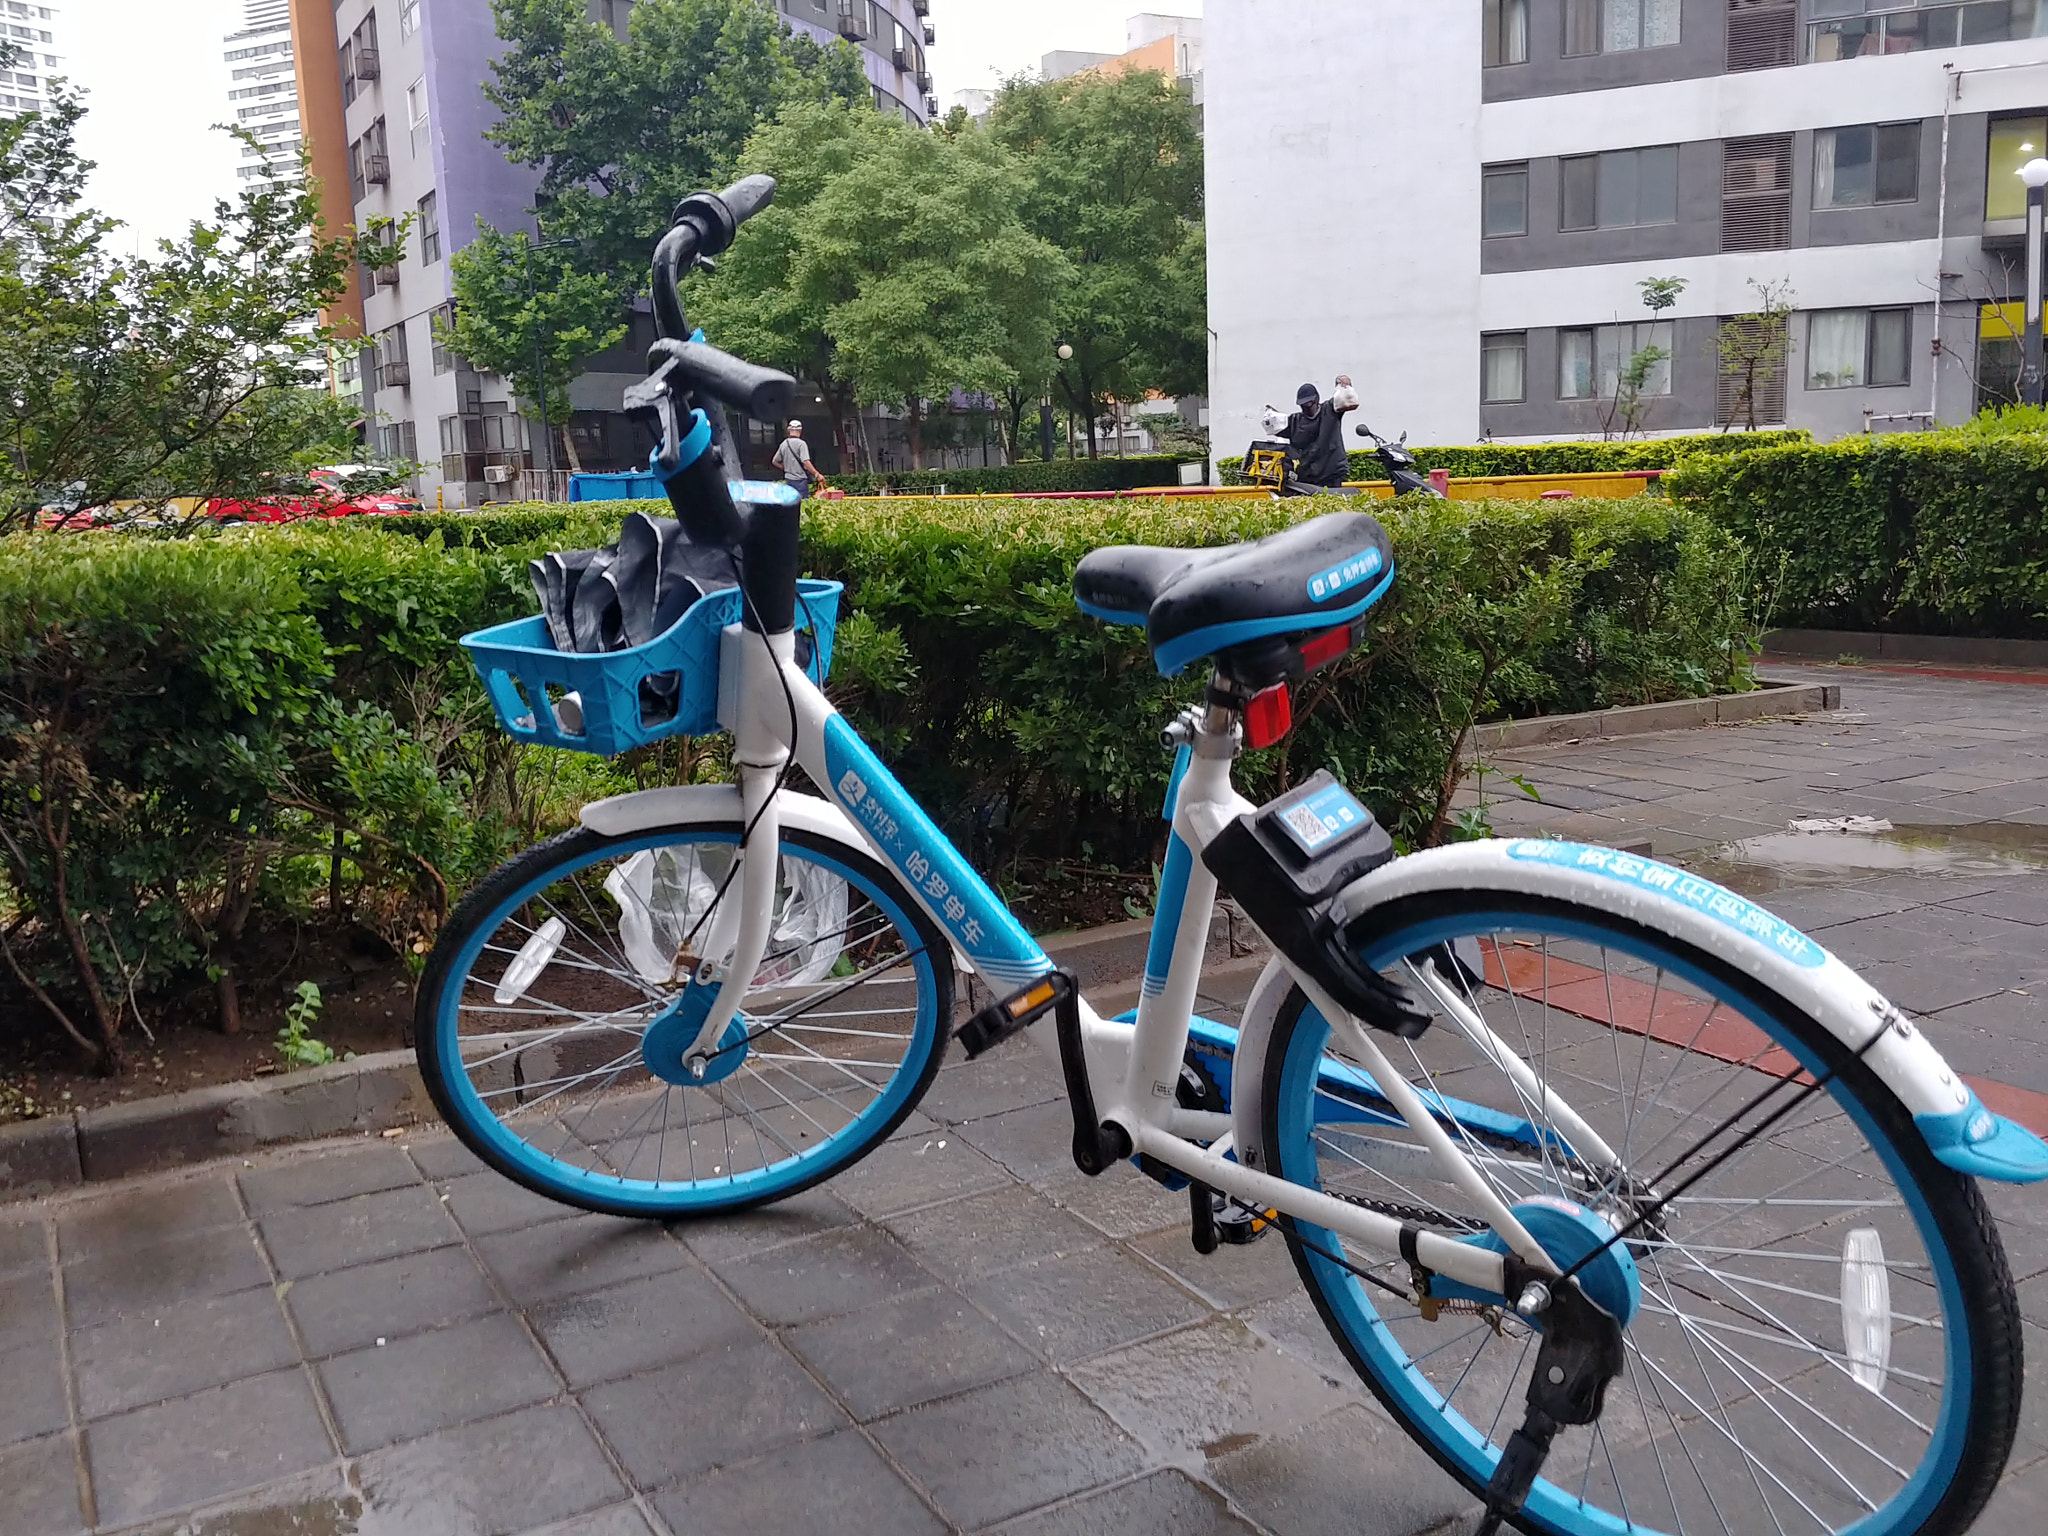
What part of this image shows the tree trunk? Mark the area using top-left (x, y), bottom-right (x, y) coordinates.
top-left (559, 421), bottom-right (584, 473)
top-left (906, 396), bottom-right (925, 471)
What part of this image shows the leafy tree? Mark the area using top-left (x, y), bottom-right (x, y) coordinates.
top-left (483, 0), bottom-right (868, 281)
top-left (988, 69), bottom-right (1206, 456)
top-left (444, 229), bottom-right (627, 471)
top-left (0, 73), bottom-right (397, 531)
top-left (1601, 275), bottom-right (1687, 441)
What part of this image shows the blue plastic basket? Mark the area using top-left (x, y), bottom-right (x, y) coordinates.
top-left (567, 471), bottom-right (668, 503)
top-left (462, 579), bottom-right (842, 756)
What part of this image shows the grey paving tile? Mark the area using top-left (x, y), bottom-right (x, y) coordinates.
top-left (1210, 1402), bottom-right (1478, 1536)
top-left (1979, 1450), bottom-right (2048, 1531)
top-left (529, 1267), bottom-right (757, 1388)
top-left (318, 1311), bottom-right (560, 1454)
top-left (920, 1044), bottom-right (1065, 1126)
top-left (0, 1267), bottom-right (57, 1349)
top-left (355, 1403), bottom-right (625, 1534)
top-left (406, 1132), bottom-right (489, 1182)
top-left (237, 1143), bottom-right (422, 1215)
top-left (712, 1224), bottom-right (938, 1327)
top-left (672, 1185), bottom-right (859, 1265)
top-left (83, 1368), bottom-right (333, 1528)
top-left (870, 1370), bottom-right (1147, 1532)
top-left (0, 1336), bottom-right (69, 1449)
top-left (1944, 879), bottom-right (2048, 927)
top-left (820, 1131), bottom-right (1012, 1220)
top-left (284, 1243), bottom-right (502, 1357)
top-left (475, 1213), bottom-right (688, 1305)
top-left (61, 1226), bottom-right (270, 1328)
top-left (0, 1213), bottom-right (47, 1279)
top-left (71, 1284), bottom-right (298, 1420)
top-left (1033, 1163), bottom-right (1184, 1241)
top-left (0, 1432), bottom-right (86, 1536)
top-left (648, 1426), bottom-right (943, 1536)
top-left (580, 1337), bottom-right (845, 1488)
top-left (885, 1184), bottom-right (1102, 1285)
top-left (954, 1099), bottom-right (1078, 1183)
top-left (257, 1183), bottom-right (462, 1279)
top-left (1858, 959), bottom-right (2014, 1016)
top-left (991, 1468), bottom-right (1262, 1536)
top-left (1129, 1224), bottom-right (1304, 1311)
top-left (441, 1171), bottom-right (584, 1237)
top-left (516, 1504), bottom-right (657, 1536)
top-left (1066, 1317), bottom-right (1357, 1463)
top-left (966, 1243), bottom-right (1209, 1365)
top-left (56, 1176), bottom-right (242, 1262)
top-left (1241, 1290), bottom-right (1359, 1385)
top-left (785, 1286), bottom-right (1037, 1419)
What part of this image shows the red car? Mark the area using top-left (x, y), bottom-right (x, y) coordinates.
top-left (206, 465), bottom-right (424, 525)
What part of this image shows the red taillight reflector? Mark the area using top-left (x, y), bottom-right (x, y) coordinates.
top-left (1244, 683), bottom-right (1293, 748)
top-left (1298, 625), bottom-right (1351, 671)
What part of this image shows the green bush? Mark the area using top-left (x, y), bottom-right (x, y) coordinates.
top-left (1218, 429), bottom-right (1809, 485)
top-left (0, 493), bottom-right (1751, 1067)
top-left (822, 454), bottom-right (1201, 496)
top-left (1664, 433), bottom-right (2048, 637)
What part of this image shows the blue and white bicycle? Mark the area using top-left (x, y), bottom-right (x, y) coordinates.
top-left (418, 177), bottom-right (2045, 1536)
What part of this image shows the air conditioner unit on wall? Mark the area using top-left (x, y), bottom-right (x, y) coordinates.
top-left (482, 464), bottom-right (515, 484)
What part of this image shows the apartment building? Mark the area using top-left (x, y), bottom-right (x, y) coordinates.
top-left (226, 0), bottom-right (302, 193)
top-left (776, 0), bottom-right (936, 121)
top-left (0, 0), bottom-right (61, 119)
top-left (1206, 0), bottom-right (2048, 452)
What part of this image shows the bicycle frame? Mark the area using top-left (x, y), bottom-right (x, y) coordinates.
top-left (677, 616), bottom-right (1535, 1298)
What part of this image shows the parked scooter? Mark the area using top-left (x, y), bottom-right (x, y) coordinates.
top-left (1354, 422), bottom-right (1444, 498)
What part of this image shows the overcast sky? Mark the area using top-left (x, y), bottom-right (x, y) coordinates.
top-left (66, 0), bottom-right (1199, 250)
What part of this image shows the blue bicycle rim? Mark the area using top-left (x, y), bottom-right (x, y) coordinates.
top-left (1272, 908), bottom-right (1971, 1536)
top-left (427, 828), bottom-right (942, 1216)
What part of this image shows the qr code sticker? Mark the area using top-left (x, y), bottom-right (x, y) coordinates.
top-left (1281, 802), bottom-right (1332, 848)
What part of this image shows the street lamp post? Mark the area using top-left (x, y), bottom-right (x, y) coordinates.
top-left (2022, 158), bottom-right (2048, 407)
top-left (525, 236), bottom-right (581, 483)
top-left (1043, 342), bottom-right (1072, 462)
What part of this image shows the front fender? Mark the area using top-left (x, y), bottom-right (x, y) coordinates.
top-left (580, 784), bottom-right (862, 849)
top-left (1287, 839), bottom-right (2048, 1184)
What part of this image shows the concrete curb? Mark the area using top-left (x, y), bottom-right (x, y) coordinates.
top-left (1466, 678), bottom-right (1840, 753)
top-left (1763, 627), bottom-right (2048, 669)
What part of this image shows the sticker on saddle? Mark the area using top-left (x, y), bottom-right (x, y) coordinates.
top-left (1307, 547), bottom-right (1383, 602)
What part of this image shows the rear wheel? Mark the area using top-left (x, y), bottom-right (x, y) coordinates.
top-left (1256, 891), bottom-right (2021, 1536)
top-left (417, 819), bottom-right (950, 1218)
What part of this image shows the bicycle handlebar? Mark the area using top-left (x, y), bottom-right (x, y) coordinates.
top-left (651, 174), bottom-right (778, 342)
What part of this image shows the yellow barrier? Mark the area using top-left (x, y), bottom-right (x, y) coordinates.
top-left (833, 470), bottom-right (1662, 504)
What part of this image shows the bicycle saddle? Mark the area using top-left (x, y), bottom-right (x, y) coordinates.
top-left (1072, 512), bottom-right (1395, 677)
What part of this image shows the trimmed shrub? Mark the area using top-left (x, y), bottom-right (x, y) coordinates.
top-left (822, 454), bottom-right (1200, 496)
top-left (1663, 434), bottom-right (2048, 637)
top-left (1218, 429), bottom-right (1809, 485)
top-left (0, 493), bottom-right (1751, 1065)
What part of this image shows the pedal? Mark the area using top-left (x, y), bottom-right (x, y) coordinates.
top-left (955, 972), bottom-right (1072, 1059)
top-left (1214, 1195), bottom-right (1275, 1245)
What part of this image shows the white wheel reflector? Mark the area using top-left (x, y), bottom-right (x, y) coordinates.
top-left (495, 916), bottom-right (566, 1004)
top-left (1841, 1226), bottom-right (1893, 1394)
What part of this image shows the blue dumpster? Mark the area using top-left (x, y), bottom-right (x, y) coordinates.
top-left (568, 471), bottom-right (667, 502)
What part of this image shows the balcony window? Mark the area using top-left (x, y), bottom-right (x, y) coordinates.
top-left (1559, 322), bottom-right (1674, 399)
top-left (1560, 145), bottom-right (1679, 230)
top-left (1814, 122), bottom-right (1920, 207)
top-left (1986, 116), bottom-right (2048, 221)
top-left (1483, 164), bottom-right (1529, 236)
top-left (1484, 0), bottom-right (1529, 65)
top-left (1482, 333), bottom-right (1527, 402)
top-left (1564, 0), bottom-right (1680, 54)
top-left (1811, 1), bottom-right (2048, 61)
top-left (1807, 308), bottom-right (1912, 388)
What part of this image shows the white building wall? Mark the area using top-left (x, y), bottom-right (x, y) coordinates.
top-left (1206, 0), bottom-right (1482, 469)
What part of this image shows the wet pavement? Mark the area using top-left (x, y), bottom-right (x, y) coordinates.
top-left (2, 663), bottom-right (2046, 1534)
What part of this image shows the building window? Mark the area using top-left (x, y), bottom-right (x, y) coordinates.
top-left (406, 79), bottom-right (429, 158)
top-left (1482, 164), bottom-right (1529, 236)
top-left (1558, 321), bottom-right (1674, 399)
top-left (1560, 145), bottom-right (1679, 230)
top-left (430, 300), bottom-right (456, 372)
top-left (1482, 333), bottom-right (1527, 402)
top-left (1987, 116), bottom-right (2048, 221)
top-left (417, 191), bottom-right (441, 265)
top-left (1565, 0), bottom-right (1680, 55)
top-left (376, 323), bottom-right (410, 390)
top-left (1813, 1), bottom-right (2048, 60)
top-left (1484, 0), bottom-right (1529, 65)
top-left (339, 40), bottom-right (355, 106)
top-left (1814, 122), bottom-right (1920, 208)
top-left (1727, 0), bottom-right (1797, 71)
top-left (1806, 308), bottom-right (1912, 389)
top-left (400, 0), bottom-right (420, 39)
top-left (379, 420), bottom-right (418, 463)
top-left (1723, 133), bottom-right (1793, 250)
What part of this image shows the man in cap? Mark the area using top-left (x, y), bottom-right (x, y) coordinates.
top-left (1284, 379), bottom-right (1356, 490)
top-left (771, 419), bottom-right (827, 497)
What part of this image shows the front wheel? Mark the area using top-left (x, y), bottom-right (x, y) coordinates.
top-left (416, 819), bottom-right (951, 1218)
top-left (1255, 891), bottom-right (2021, 1536)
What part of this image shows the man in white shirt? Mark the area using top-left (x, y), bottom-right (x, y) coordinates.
top-left (771, 420), bottom-right (826, 496)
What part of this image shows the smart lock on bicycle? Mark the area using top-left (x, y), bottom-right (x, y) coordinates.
top-left (425, 175), bottom-right (2048, 1536)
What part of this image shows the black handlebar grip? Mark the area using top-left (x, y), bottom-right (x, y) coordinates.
top-left (718, 174), bottom-right (776, 229)
top-left (645, 337), bottom-right (795, 422)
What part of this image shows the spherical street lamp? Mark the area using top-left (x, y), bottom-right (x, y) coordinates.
top-left (1057, 343), bottom-right (1074, 361)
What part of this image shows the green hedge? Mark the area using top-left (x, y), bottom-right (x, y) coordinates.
top-left (0, 493), bottom-right (1752, 1069)
top-left (821, 454), bottom-right (1201, 496)
top-left (1663, 434), bottom-right (2048, 637)
top-left (1218, 429), bottom-right (1809, 485)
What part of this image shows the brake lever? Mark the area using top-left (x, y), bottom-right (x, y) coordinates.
top-left (623, 355), bottom-right (688, 476)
